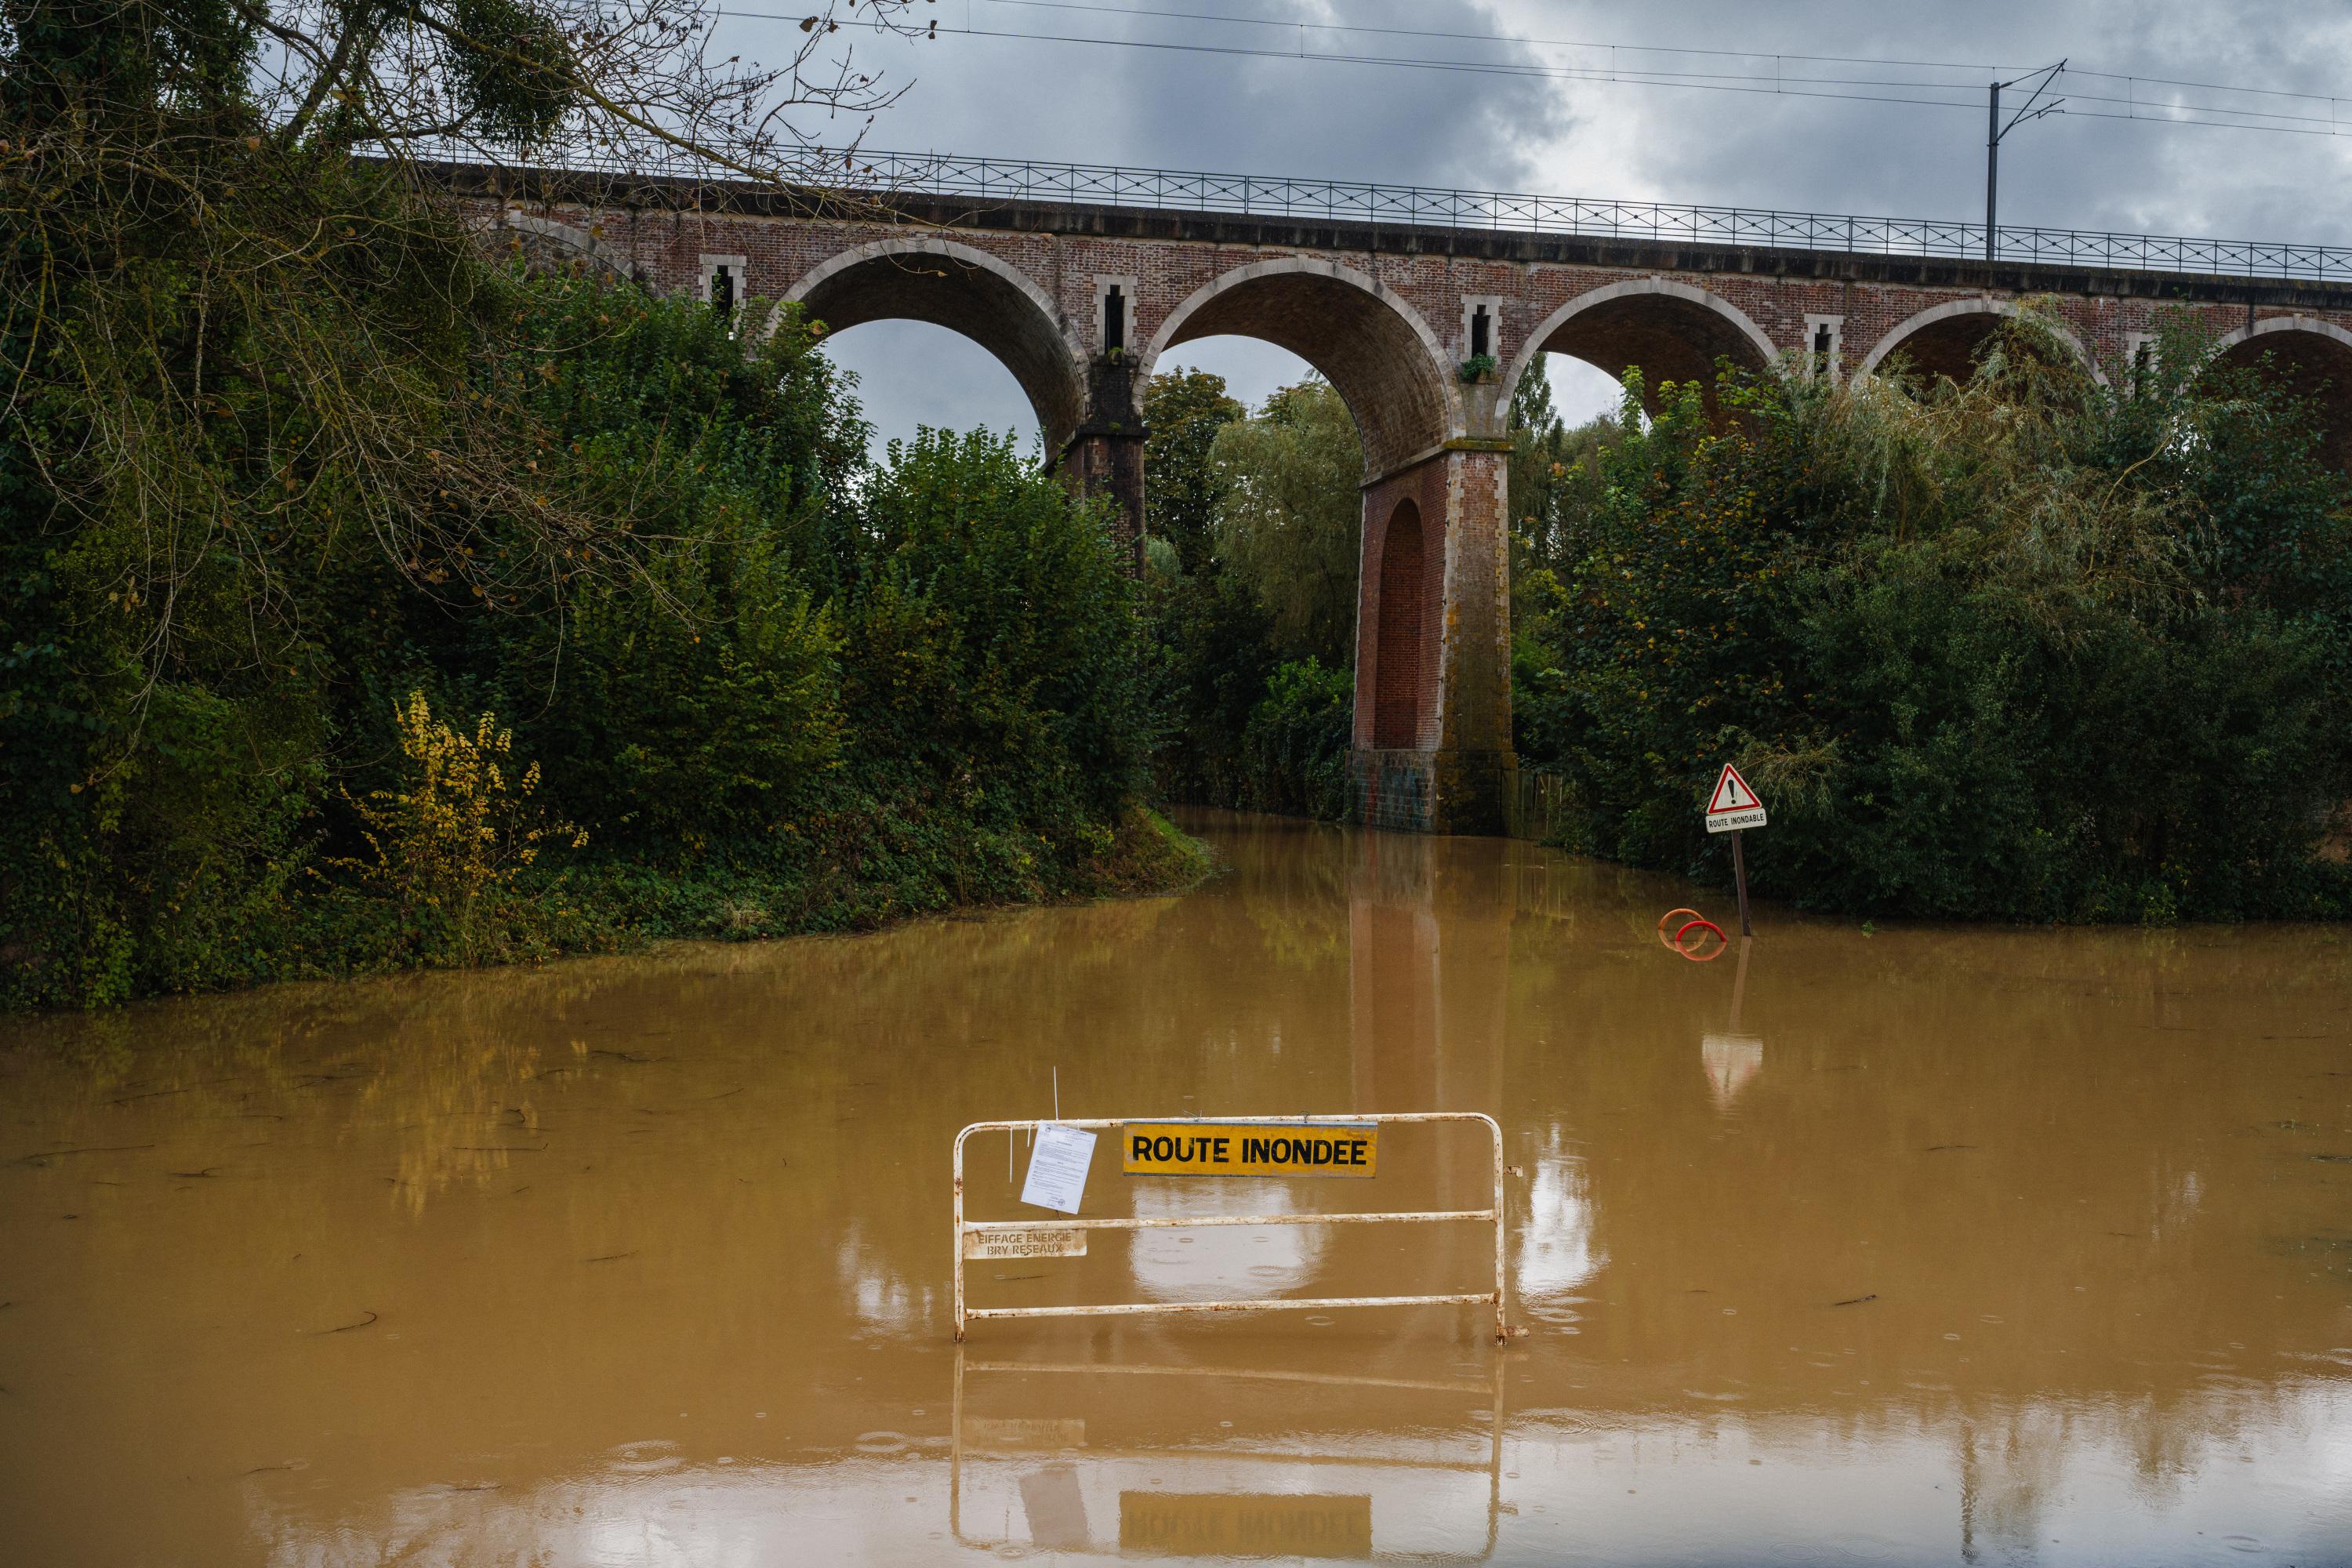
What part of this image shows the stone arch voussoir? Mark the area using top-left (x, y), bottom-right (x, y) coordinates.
top-left (480, 210), bottom-right (635, 281)
top-left (2209, 314), bottom-right (2352, 359)
top-left (1859, 297), bottom-right (2105, 386)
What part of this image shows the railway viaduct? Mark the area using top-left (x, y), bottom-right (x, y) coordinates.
top-left (441, 155), bottom-right (2352, 834)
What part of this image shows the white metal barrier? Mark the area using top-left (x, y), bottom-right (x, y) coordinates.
top-left (951, 1112), bottom-right (1506, 1341)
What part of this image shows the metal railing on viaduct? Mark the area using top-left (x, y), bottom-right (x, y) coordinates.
top-left (463, 141), bottom-right (2352, 284)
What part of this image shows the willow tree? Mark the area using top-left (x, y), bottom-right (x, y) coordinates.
top-left (1209, 379), bottom-right (1363, 670)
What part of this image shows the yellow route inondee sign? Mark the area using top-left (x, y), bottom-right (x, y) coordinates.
top-left (1121, 1122), bottom-right (1377, 1178)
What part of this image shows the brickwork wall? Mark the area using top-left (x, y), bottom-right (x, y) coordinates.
top-left (1351, 447), bottom-right (1514, 833)
top-left (1351, 750), bottom-right (1436, 833)
top-left (1436, 447), bottom-right (1512, 759)
top-left (1059, 431), bottom-right (1146, 570)
top-left (472, 193), bottom-right (2352, 466)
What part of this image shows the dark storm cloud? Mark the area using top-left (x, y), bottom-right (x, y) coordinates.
top-left (776, 0), bottom-right (1577, 186)
top-left (1504, 0), bottom-right (2352, 241)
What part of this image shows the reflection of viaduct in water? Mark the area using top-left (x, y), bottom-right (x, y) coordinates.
top-left (1346, 831), bottom-right (1508, 1119)
top-left (1346, 831), bottom-right (1515, 1309)
top-left (451, 158), bottom-right (2352, 833)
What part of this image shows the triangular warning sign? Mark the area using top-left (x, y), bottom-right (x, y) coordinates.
top-left (1707, 763), bottom-right (1762, 815)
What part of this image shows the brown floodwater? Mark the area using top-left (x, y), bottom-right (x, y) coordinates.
top-left (2, 811), bottom-right (2349, 1566)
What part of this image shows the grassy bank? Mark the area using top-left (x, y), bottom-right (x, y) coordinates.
top-left (226, 798), bottom-right (1213, 993)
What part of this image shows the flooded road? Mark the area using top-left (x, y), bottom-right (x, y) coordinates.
top-left (2, 810), bottom-right (2349, 1566)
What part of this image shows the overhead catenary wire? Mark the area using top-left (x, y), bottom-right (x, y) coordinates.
top-left (971, 0), bottom-right (2352, 118)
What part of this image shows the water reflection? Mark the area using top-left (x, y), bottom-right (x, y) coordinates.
top-left (1701, 935), bottom-right (1763, 1108)
top-left (949, 1350), bottom-right (1508, 1561)
top-left (3, 811), bottom-right (2350, 1564)
top-left (1128, 1183), bottom-right (1326, 1302)
top-left (1515, 1131), bottom-right (1606, 1308)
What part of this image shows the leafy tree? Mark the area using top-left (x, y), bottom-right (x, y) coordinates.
top-left (1144, 370), bottom-right (1243, 573)
top-left (1138, 370), bottom-right (1265, 806)
top-left (1240, 659), bottom-right (1352, 821)
top-left (1505, 358), bottom-right (1621, 768)
top-left (0, 0), bottom-right (1189, 1007)
top-left (1508, 356), bottom-right (1621, 586)
top-left (1210, 379), bottom-right (1363, 668)
top-left (1523, 310), bottom-right (2352, 922)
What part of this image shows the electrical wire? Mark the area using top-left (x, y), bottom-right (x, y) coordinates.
top-left (729, 12), bottom-right (2035, 110)
top-left (970, 0), bottom-right (2024, 74)
top-left (710, 0), bottom-right (2352, 140)
top-left (973, 0), bottom-right (2352, 117)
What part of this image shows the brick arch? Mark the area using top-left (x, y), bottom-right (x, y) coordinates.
top-left (1501, 278), bottom-right (1778, 414)
top-left (1858, 298), bottom-right (2104, 386)
top-left (479, 210), bottom-right (635, 280)
top-left (2206, 316), bottom-right (2352, 469)
top-left (783, 237), bottom-right (1089, 452)
top-left (1141, 257), bottom-right (1461, 479)
top-left (1370, 497), bottom-right (1428, 750)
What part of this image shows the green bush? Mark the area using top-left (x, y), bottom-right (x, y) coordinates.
top-left (1519, 310), bottom-right (2352, 923)
top-left (1240, 659), bottom-right (1354, 821)
top-left (2, 201), bottom-right (1174, 1005)
top-left (826, 428), bottom-right (1156, 884)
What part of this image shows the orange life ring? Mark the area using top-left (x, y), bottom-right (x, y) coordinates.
top-left (1673, 918), bottom-right (1728, 961)
top-left (1657, 908), bottom-right (1704, 951)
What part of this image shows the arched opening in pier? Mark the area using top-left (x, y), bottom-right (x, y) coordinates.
top-left (1371, 499), bottom-right (1426, 751)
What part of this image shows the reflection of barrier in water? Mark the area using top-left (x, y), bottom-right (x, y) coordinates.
top-left (952, 1112), bottom-right (1508, 1342)
top-left (949, 1350), bottom-right (1508, 1561)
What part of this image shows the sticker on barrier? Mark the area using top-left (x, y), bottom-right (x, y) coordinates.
top-left (963, 1225), bottom-right (1089, 1261)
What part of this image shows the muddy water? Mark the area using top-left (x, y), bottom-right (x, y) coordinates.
top-left (2, 811), bottom-right (2349, 1566)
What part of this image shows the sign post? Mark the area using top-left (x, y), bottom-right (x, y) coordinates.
top-left (1704, 763), bottom-right (1766, 938)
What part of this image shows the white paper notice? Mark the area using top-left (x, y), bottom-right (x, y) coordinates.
top-left (1020, 1123), bottom-right (1098, 1214)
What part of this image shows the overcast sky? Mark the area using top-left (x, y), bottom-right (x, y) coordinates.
top-left (713, 0), bottom-right (2352, 455)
